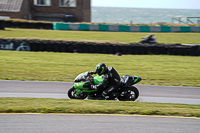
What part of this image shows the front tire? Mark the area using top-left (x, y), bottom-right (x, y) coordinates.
top-left (68, 86), bottom-right (88, 99)
top-left (117, 86), bottom-right (139, 101)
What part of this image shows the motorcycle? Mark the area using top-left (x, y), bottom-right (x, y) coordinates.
top-left (140, 34), bottom-right (156, 44)
top-left (68, 71), bottom-right (142, 101)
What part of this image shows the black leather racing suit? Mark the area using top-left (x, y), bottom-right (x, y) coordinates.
top-left (94, 67), bottom-right (121, 98)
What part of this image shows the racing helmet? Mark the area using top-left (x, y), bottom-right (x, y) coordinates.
top-left (96, 63), bottom-right (107, 75)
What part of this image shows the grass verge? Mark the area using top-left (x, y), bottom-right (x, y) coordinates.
top-left (0, 51), bottom-right (200, 87)
top-left (0, 98), bottom-right (199, 118)
top-left (1, 28), bottom-right (200, 44)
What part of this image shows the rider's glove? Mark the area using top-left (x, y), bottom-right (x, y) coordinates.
top-left (90, 85), bottom-right (97, 90)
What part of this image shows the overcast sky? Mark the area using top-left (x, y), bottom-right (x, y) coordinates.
top-left (92, 0), bottom-right (200, 9)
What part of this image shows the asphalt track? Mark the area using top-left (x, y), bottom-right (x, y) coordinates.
top-left (0, 114), bottom-right (200, 133)
top-left (0, 80), bottom-right (200, 133)
top-left (0, 80), bottom-right (200, 104)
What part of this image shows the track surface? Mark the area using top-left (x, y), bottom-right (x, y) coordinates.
top-left (0, 80), bottom-right (200, 104)
top-left (0, 80), bottom-right (200, 132)
top-left (0, 114), bottom-right (200, 133)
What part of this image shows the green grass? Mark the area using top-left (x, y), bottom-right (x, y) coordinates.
top-left (1, 28), bottom-right (200, 44)
top-left (0, 50), bottom-right (200, 87)
top-left (0, 98), bottom-right (200, 117)
top-left (1, 28), bottom-right (199, 117)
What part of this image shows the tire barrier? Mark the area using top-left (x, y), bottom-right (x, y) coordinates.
top-left (0, 20), bottom-right (5, 30)
top-left (4, 21), bottom-right (53, 30)
top-left (0, 39), bottom-right (31, 51)
top-left (0, 38), bottom-right (199, 56)
top-left (53, 23), bottom-right (200, 33)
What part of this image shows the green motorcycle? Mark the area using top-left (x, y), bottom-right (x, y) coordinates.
top-left (68, 71), bottom-right (141, 101)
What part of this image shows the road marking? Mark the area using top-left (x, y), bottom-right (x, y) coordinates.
top-left (0, 113), bottom-right (199, 119)
top-left (1, 93), bottom-right (200, 104)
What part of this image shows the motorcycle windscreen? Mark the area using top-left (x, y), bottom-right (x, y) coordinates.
top-left (74, 72), bottom-right (88, 82)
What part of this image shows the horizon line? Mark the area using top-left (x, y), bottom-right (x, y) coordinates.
top-left (92, 6), bottom-right (200, 10)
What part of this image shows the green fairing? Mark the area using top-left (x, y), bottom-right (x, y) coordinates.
top-left (76, 89), bottom-right (81, 95)
top-left (74, 81), bottom-right (89, 89)
top-left (74, 75), bottom-right (104, 95)
top-left (93, 75), bottom-right (104, 85)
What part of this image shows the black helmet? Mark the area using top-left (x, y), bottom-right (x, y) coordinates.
top-left (96, 63), bottom-right (107, 75)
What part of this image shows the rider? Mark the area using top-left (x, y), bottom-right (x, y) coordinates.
top-left (90, 63), bottom-right (121, 99)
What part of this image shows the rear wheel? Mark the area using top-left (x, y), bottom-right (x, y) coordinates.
top-left (117, 86), bottom-right (139, 101)
top-left (68, 86), bottom-right (88, 99)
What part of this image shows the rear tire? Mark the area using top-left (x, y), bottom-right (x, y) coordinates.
top-left (68, 86), bottom-right (88, 99)
top-left (117, 86), bottom-right (139, 101)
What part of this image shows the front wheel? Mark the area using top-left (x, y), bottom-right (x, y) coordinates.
top-left (68, 86), bottom-right (88, 99)
top-left (117, 86), bottom-right (139, 101)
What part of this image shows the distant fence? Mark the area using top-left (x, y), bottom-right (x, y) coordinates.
top-left (3, 20), bottom-right (200, 32)
top-left (0, 38), bottom-right (199, 56)
top-left (53, 23), bottom-right (200, 32)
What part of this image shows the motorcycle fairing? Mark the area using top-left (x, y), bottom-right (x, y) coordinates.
top-left (121, 75), bottom-right (141, 87)
top-left (74, 81), bottom-right (90, 89)
top-left (93, 74), bottom-right (104, 85)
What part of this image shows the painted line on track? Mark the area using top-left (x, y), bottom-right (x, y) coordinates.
top-left (0, 113), bottom-right (199, 120)
top-left (1, 92), bottom-right (200, 104)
